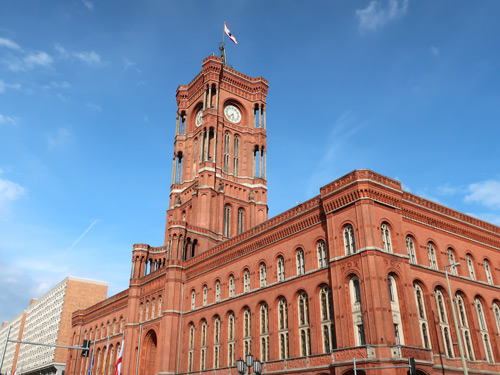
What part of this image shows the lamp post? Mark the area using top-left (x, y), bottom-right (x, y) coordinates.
top-left (237, 354), bottom-right (262, 375)
top-left (444, 262), bottom-right (468, 375)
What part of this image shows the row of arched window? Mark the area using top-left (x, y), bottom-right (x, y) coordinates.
top-left (414, 283), bottom-right (499, 363)
top-left (190, 241), bottom-right (328, 309)
top-left (223, 132), bottom-right (240, 176)
top-left (78, 341), bottom-right (121, 375)
top-left (82, 317), bottom-right (125, 342)
top-left (342, 222), bottom-right (496, 286)
top-left (223, 205), bottom-right (245, 237)
top-left (139, 295), bottom-right (162, 322)
top-left (187, 287), bottom-right (334, 371)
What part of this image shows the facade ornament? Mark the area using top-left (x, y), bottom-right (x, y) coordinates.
top-left (249, 188), bottom-right (254, 201)
top-left (218, 179), bottom-right (224, 192)
top-left (175, 194), bottom-right (181, 206)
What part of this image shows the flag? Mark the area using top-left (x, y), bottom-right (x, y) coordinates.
top-left (87, 348), bottom-right (94, 375)
top-left (12, 369), bottom-right (17, 375)
top-left (224, 22), bottom-right (238, 45)
top-left (114, 335), bottom-right (124, 375)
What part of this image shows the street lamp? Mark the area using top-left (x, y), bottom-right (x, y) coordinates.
top-left (237, 354), bottom-right (262, 375)
top-left (444, 262), bottom-right (468, 375)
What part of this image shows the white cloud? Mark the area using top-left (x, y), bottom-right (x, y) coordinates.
top-left (0, 114), bottom-right (17, 125)
top-left (0, 176), bottom-right (25, 203)
top-left (24, 51), bottom-right (53, 68)
top-left (86, 102), bottom-right (102, 112)
top-left (430, 46), bottom-right (440, 56)
top-left (465, 180), bottom-right (500, 209)
top-left (74, 51), bottom-right (101, 65)
top-left (356, 0), bottom-right (409, 32)
top-left (0, 37), bottom-right (21, 51)
top-left (48, 127), bottom-right (72, 149)
top-left (81, 0), bottom-right (94, 10)
top-left (0, 79), bottom-right (22, 93)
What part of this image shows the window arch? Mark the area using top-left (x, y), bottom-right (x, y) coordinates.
top-left (202, 285), bottom-right (208, 306)
top-left (296, 248), bottom-right (305, 275)
top-left (475, 297), bottom-right (494, 363)
top-left (200, 320), bottom-right (207, 370)
top-left (455, 294), bottom-right (474, 360)
top-left (215, 280), bottom-right (221, 302)
top-left (223, 204), bottom-right (231, 237)
top-left (447, 248), bottom-right (458, 275)
top-left (243, 269), bottom-right (250, 292)
top-left (413, 283), bottom-right (431, 349)
top-left (466, 254), bottom-right (476, 280)
top-left (277, 256), bottom-right (285, 281)
top-left (344, 225), bottom-right (356, 255)
top-left (427, 242), bottom-right (438, 270)
top-left (191, 290), bottom-right (196, 310)
top-left (493, 302), bottom-right (500, 336)
top-left (260, 303), bottom-right (269, 362)
top-left (484, 259), bottom-right (494, 285)
top-left (227, 312), bottom-right (235, 366)
top-left (317, 240), bottom-right (327, 268)
top-left (406, 236), bottom-right (417, 264)
top-left (259, 263), bottom-right (267, 288)
top-left (214, 316), bottom-right (221, 368)
top-left (243, 307), bottom-right (252, 356)
top-left (237, 208), bottom-right (244, 234)
top-left (233, 134), bottom-right (240, 176)
top-left (320, 286), bottom-right (335, 353)
top-left (278, 298), bottom-right (289, 359)
top-left (229, 274), bottom-right (235, 297)
top-left (388, 275), bottom-right (404, 345)
top-left (435, 289), bottom-right (454, 357)
top-left (223, 131), bottom-right (230, 173)
top-left (350, 276), bottom-right (365, 345)
top-left (298, 292), bottom-right (311, 356)
top-left (188, 323), bottom-right (195, 372)
top-left (381, 223), bottom-right (392, 253)
top-left (151, 299), bottom-right (156, 319)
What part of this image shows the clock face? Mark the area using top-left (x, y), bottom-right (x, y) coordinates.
top-left (195, 110), bottom-right (203, 127)
top-left (224, 105), bottom-right (241, 124)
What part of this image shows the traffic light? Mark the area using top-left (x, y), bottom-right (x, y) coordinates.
top-left (81, 340), bottom-right (91, 357)
top-left (409, 357), bottom-right (416, 375)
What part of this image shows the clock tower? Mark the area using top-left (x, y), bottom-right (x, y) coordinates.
top-left (165, 56), bottom-right (269, 260)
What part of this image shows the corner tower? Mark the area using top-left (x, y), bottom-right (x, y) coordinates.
top-left (165, 56), bottom-right (269, 259)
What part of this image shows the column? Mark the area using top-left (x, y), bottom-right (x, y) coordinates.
top-left (199, 132), bottom-right (204, 163)
top-left (203, 87), bottom-right (207, 110)
top-left (263, 107), bottom-right (266, 130)
top-left (130, 259), bottom-right (135, 279)
top-left (213, 130), bottom-right (217, 163)
top-left (171, 156), bottom-right (176, 185)
top-left (208, 85), bottom-right (212, 108)
top-left (204, 129), bottom-right (209, 161)
top-left (259, 105), bottom-right (263, 128)
top-left (175, 115), bottom-right (180, 135)
top-left (263, 149), bottom-right (267, 179)
top-left (215, 86), bottom-right (219, 109)
top-left (259, 147), bottom-right (263, 178)
top-left (252, 149), bottom-right (256, 177)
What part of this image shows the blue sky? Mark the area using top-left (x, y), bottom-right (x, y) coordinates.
top-left (1, 0), bottom-right (500, 322)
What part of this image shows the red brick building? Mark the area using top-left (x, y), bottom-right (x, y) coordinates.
top-left (66, 56), bottom-right (500, 375)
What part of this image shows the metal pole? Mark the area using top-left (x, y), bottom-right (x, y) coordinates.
top-left (353, 357), bottom-right (357, 375)
top-left (135, 325), bottom-right (142, 375)
top-left (445, 265), bottom-right (468, 375)
top-left (0, 326), bottom-right (11, 373)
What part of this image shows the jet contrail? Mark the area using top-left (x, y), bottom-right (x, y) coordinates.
top-left (68, 220), bottom-right (98, 251)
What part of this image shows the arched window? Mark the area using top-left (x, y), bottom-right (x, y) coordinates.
top-left (200, 320), bottom-right (207, 370)
top-left (456, 294), bottom-right (474, 360)
top-left (493, 302), bottom-right (500, 335)
top-left (298, 292), bottom-right (311, 356)
top-left (191, 290), bottom-right (196, 310)
top-left (388, 275), bottom-right (404, 345)
top-left (233, 135), bottom-right (239, 176)
top-left (278, 298), bottom-right (289, 359)
top-left (214, 316), bottom-right (221, 368)
top-left (260, 303), bottom-right (269, 362)
top-left (227, 312), bottom-right (235, 366)
top-left (151, 299), bottom-right (156, 319)
top-left (414, 284), bottom-right (431, 349)
top-left (344, 225), bottom-right (356, 255)
top-left (350, 277), bottom-right (365, 345)
top-left (139, 303), bottom-right (143, 322)
top-left (203, 285), bottom-right (208, 306)
top-left (243, 269), bottom-right (250, 292)
top-left (277, 256), bottom-right (285, 281)
top-left (484, 259), bottom-right (494, 285)
top-left (317, 240), bottom-right (327, 268)
top-left (188, 324), bottom-right (195, 371)
top-left (466, 254), bottom-right (476, 280)
top-left (427, 243), bottom-right (438, 270)
top-left (259, 263), bottom-right (267, 288)
top-left (223, 204), bottom-right (231, 237)
top-left (223, 131), bottom-right (230, 173)
top-left (381, 223), bottom-right (392, 253)
top-left (435, 289), bottom-right (453, 357)
top-left (229, 275), bottom-right (235, 297)
top-left (447, 248), bottom-right (458, 275)
top-left (475, 298), bottom-right (494, 363)
top-left (215, 280), bottom-right (221, 302)
top-left (296, 248), bottom-right (305, 275)
top-left (320, 286), bottom-right (335, 353)
top-left (406, 236), bottom-right (417, 264)
top-left (237, 208), bottom-right (244, 234)
top-left (145, 301), bottom-right (149, 320)
top-left (243, 308), bottom-right (252, 356)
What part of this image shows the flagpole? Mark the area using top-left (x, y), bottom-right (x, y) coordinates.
top-left (221, 20), bottom-right (227, 65)
top-left (135, 325), bottom-right (142, 375)
top-left (102, 336), bottom-right (110, 375)
top-left (88, 340), bottom-right (96, 375)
